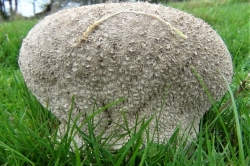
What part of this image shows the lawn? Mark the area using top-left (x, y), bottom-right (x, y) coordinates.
top-left (0, 0), bottom-right (249, 165)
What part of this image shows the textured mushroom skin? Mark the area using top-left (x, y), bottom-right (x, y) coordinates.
top-left (19, 2), bottom-right (233, 148)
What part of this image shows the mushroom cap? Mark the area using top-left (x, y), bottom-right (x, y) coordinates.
top-left (19, 2), bottom-right (233, 148)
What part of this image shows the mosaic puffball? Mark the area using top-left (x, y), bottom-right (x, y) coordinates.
top-left (19, 2), bottom-right (233, 148)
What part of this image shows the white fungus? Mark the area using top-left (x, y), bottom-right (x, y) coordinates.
top-left (19, 2), bottom-right (233, 149)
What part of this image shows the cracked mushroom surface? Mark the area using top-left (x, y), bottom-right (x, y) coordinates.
top-left (19, 2), bottom-right (233, 148)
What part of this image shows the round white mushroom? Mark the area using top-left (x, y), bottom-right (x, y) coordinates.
top-left (18, 2), bottom-right (233, 149)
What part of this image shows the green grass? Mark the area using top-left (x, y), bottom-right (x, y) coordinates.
top-left (0, 19), bottom-right (37, 69)
top-left (0, 0), bottom-right (249, 165)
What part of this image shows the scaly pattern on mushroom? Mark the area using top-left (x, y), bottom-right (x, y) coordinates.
top-left (18, 2), bottom-right (233, 149)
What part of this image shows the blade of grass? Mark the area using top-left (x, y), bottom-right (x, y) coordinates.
top-left (73, 140), bottom-right (83, 166)
top-left (222, 75), bottom-right (245, 166)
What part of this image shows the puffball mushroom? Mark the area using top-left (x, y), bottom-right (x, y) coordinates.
top-left (18, 2), bottom-right (233, 149)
